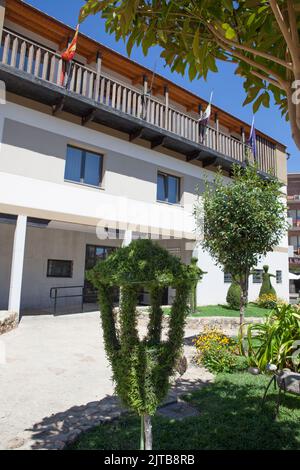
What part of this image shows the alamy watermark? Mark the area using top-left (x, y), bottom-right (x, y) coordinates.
top-left (292, 80), bottom-right (300, 105)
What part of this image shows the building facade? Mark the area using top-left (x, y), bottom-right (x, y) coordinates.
top-left (287, 173), bottom-right (300, 298)
top-left (0, 0), bottom-right (289, 316)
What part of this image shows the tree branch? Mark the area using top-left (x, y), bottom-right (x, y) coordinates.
top-left (213, 34), bottom-right (287, 89)
top-left (207, 23), bottom-right (292, 71)
top-left (269, 0), bottom-right (298, 65)
top-left (287, 0), bottom-right (299, 47)
top-left (251, 70), bottom-right (283, 90)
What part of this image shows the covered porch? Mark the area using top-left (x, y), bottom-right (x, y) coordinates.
top-left (0, 213), bottom-right (196, 317)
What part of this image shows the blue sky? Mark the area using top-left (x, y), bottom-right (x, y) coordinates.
top-left (26, 0), bottom-right (299, 172)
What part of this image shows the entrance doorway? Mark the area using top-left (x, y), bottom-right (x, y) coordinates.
top-left (84, 244), bottom-right (116, 302)
top-left (84, 244), bottom-right (169, 306)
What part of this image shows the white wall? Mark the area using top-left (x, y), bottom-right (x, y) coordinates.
top-left (196, 246), bottom-right (289, 305)
top-left (0, 101), bottom-right (216, 237)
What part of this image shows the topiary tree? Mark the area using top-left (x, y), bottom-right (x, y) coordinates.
top-left (259, 265), bottom-right (277, 298)
top-left (226, 278), bottom-right (242, 311)
top-left (195, 164), bottom-right (288, 327)
top-left (86, 239), bottom-right (201, 450)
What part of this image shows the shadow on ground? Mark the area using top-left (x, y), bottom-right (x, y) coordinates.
top-left (27, 373), bottom-right (300, 450)
top-left (25, 373), bottom-right (212, 450)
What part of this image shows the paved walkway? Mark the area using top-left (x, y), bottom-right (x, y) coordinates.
top-left (0, 312), bottom-right (213, 450)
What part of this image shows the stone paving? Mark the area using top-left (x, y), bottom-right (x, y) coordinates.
top-left (0, 311), bottom-right (214, 450)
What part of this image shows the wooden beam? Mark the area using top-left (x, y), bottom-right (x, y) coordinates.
top-left (132, 75), bottom-right (142, 85)
top-left (151, 136), bottom-right (166, 149)
top-left (129, 127), bottom-right (144, 142)
top-left (186, 104), bottom-right (197, 112)
top-left (186, 150), bottom-right (202, 162)
top-left (81, 108), bottom-right (97, 126)
top-left (202, 157), bottom-right (218, 168)
top-left (52, 96), bottom-right (65, 115)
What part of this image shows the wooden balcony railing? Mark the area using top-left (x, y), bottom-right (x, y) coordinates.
top-left (0, 28), bottom-right (277, 175)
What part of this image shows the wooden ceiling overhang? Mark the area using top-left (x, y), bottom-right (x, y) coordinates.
top-left (5, 0), bottom-right (286, 151)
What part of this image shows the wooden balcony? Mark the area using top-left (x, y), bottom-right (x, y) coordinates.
top-left (0, 28), bottom-right (277, 176)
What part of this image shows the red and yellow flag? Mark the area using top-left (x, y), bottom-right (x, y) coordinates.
top-left (61, 25), bottom-right (79, 62)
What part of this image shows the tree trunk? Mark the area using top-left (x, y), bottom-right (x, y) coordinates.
top-left (144, 414), bottom-right (152, 450)
top-left (239, 273), bottom-right (249, 336)
top-left (140, 415), bottom-right (145, 450)
top-left (140, 414), bottom-right (152, 450)
top-left (287, 86), bottom-right (300, 150)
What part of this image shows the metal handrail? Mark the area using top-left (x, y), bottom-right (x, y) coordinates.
top-left (50, 285), bottom-right (84, 314)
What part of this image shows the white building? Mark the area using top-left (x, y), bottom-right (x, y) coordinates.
top-left (0, 0), bottom-right (289, 317)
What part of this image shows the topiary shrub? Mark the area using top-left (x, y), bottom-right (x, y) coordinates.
top-left (226, 279), bottom-right (242, 310)
top-left (259, 265), bottom-right (276, 298)
top-left (86, 239), bottom-right (202, 450)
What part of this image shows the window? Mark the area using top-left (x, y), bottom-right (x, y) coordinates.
top-left (157, 172), bottom-right (180, 204)
top-left (64, 145), bottom-right (103, 187)
top-left (276, 270), bottom-right (282, 284)
top-left (253, 269), bottom-right (263, 284)
top-left (289, 235), bottom-right (300, 253)
top-left (288, 209), bottom-right (300, 227)
top-left (47, 260), bottom-right (73, 278)
top-left (224, 272), bottom-right (232, 283)
top-left (167, 247), bottom-right (181, 258)
top-left (85, 245), bottom-right (116, 270)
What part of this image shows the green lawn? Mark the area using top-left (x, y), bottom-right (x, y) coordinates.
top-left (163, 303), bottom-right (269, 318)
top-left (69, 372), bottom-right (300, 450)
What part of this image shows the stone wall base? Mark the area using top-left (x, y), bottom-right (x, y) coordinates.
top-left (0, 311), bottom-right (18, 335)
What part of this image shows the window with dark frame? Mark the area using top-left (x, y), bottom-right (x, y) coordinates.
top-left (157, 171), bottom-right (180, 204)
top-left (64, 145), bottom-right (103, 187)
top-left (47, 260), bottom-right (73, 278)
top-left (224, 272), bottom-right (232, 283)
top-left (253, 269), bottom-right (263, 284)
top-left (276, 270), bottom-right (282, 284)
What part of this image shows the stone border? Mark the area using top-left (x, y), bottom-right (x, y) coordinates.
top-left (136, 308), bottom-right (263, 335)
top-left (0, 311), bottom-right (18, 335)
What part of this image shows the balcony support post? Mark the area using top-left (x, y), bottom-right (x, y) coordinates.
top-left (164, 85), bottom-right (169, 130)
top-left (215, 112), bottom-right (219, 152)
top-left (197, 104), bottom-right (202, 144)
top-left (94, 51), bottom-right (102, 102)
top-left (142, 75), bottom-right (149, 120)
top-left (241, 126), bottom-right (246, 162)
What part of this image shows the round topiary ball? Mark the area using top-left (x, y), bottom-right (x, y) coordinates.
top-left (226, 281), bottom-right (242, 310)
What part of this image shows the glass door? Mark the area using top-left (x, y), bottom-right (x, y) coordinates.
top-left (84, 245), bottom-right (116, 302)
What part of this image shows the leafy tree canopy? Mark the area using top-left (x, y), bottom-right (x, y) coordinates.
top-left (79, 1), bottom-right (300, 149)
top-left (194, 164), bottom-right (288, 323)
top-left (197, 165), bottom-right (287, 276)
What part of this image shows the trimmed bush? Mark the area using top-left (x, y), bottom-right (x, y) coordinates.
top-left (226, 280), bottom-right (242, 310)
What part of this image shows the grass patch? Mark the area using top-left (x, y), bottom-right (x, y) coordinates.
top-left (69, 372), bottom-right (300, 450)
top-left (163, 303), bottom-right (268, 318)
